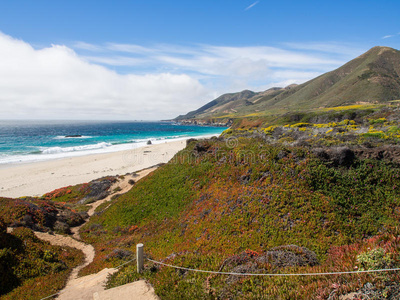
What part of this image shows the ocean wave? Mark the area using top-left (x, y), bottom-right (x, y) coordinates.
top-left (109, 136), bottom-right (182, 146)
top-left (40, 142), bottom-right (112, 154)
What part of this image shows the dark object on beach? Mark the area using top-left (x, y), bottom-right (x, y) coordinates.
top-left (65, 135), bottom-right (82, 138)
top-left (128, 179), bottom-right (135, 185)
top-left (147, 140), bottom-right (152, 145)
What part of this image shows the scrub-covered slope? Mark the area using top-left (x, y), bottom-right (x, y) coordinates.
top-left (81, 136), bottom-right (400, 299)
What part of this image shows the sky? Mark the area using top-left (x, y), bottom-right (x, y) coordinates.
top-left (0, 0), bottom-right (399, 120)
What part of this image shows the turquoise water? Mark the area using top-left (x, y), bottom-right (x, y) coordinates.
top-left (0, 120), bottom-right (227, 164)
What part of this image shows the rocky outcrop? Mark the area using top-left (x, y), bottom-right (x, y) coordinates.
top-left (177, 119), bottom-right (232, 127)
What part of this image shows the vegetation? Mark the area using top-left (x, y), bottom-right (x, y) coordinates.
top-left (0, 176), bottom-right (118, 299)
top-left (76, 130), bottom-right (400, 299)
top-left (0, 222), bottom-right (83, 300)
top-left (0, 175), bottom-right (117, 234)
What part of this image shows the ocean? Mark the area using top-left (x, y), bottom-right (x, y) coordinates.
top-left (0, 120), bottom-right (227, 165)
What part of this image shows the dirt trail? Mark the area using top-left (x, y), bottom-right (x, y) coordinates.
top-left (71, 167), bottom-right (156, 241)
top-left (32, 167), bottom-right (158, 300)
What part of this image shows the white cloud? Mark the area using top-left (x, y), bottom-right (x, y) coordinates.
top-left (77, 42), bottom-right (348, 82)
top-left (382, 32), bottom-right (400, 39)
top-left (245, 1), bottom-right (259, 11)
top-left (284, 42), bottom-right (364, 57)
top-left (0, 32), bottom-right (364, 120)
top-left (0, 32), bottom-right (208, 120)
top-left (73, 41), bottom-right (103, 52)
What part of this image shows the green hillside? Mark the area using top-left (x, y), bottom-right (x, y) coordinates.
top-left (79, 124), bottom-right (400, 299)
top-left (176, 46), bottom-right (400, 121)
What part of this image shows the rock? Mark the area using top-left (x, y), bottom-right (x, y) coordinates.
top-left (313, 147), bottom-right (355, 167)
top-left (105, 248), bottom-right (133, 261)
top-left (257, 245), bottom-right (319, 268)
top-left (57, 209), bottom-right (85, 227)
top-left (186, 138), bottom-right (198, 146)
top-left (313, 148), bottom-right (330, 161)
top-left (53, 221), bottom-right (71, 234)
top-left (78, 177), bottom-right (117, 204)
top-left (193, 142), bottom-right (211, 155)
top-left (147, 140), bottom-right (152, 145)
top-left (330, 147), bottom-right (355, 166)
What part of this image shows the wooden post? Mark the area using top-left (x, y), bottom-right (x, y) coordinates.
top-left (137, 243), bottom-right (144, 273)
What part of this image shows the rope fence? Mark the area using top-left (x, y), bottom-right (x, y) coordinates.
top-left (147, 258), bottom-right (400, 277)
top-left (40, 242), bottom-right (400, 299)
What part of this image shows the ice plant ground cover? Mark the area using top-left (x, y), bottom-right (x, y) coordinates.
top-left (79, 132), bottom-right (400, 299)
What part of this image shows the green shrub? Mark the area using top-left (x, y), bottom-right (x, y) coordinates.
top-left (356, 248), bottom-right (394, 271)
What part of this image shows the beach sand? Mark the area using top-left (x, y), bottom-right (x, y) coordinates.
top-left (0, 139), bottom-right (187, 198)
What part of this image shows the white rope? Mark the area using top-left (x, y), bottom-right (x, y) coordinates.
top-left (147, 258), bottom-right (400, 277)
top-left (40, 257), bottom-right (137, 300)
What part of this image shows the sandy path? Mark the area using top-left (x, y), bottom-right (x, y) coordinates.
top-left (88, 167), bottom-right (156, 217)
top-left (71, 167), bottom-right (157, 240)
top-left (33, 167), bottom-right (159, 300)
top-left (34, 231), bottom-right (95, 283)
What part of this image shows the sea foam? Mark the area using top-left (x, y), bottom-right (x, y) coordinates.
top-left (40, 142), bottom-right (112, 154)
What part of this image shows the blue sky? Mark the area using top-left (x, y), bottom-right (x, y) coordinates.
top-left (0, 0), bottom-right (399, 120)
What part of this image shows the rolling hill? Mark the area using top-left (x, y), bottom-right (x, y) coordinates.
top-left (176, 46), bottom-right (400, 121)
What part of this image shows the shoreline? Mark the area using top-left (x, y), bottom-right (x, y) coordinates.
top-left (0, 137), bottom-right (198, 198)
top-left (0, 133), bottom-right (221, 167)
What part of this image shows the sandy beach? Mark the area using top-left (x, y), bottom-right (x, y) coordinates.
top-left (0, 139), bottom-right (188, 198)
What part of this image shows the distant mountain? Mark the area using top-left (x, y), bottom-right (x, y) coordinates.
top-left (175, 90), bottom-right (256, 120)
top-left (176, 46), bottom-right (400, 121)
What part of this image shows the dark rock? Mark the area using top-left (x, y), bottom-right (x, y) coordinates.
top-left (186, 138), bottom-right (198, 146)
top-left (193, 142), bottom-right (211, 155)
top-left (78, 211), bottom-right (89, 220)
top-left (330, 147), bottom-right (355, 166)
top-left (313, 148), bottom-right (330, 161)
top-left (53, 221), bottom-right (71, 234)
top-left (57, 210), bottom-right (85, 227)
top-left (314, 147), bottom-right (355, 167)
top-left (128, 179), bottom-right (135, 185)
top-left (105, 248), bottom-right (133, 261)
top-left (226, 262), bottom-right (262, 285)
top-left (78, 177), bottom-right (116, 204)
top-left (147, 140), bottom-right (152, 145)
top-left (65, 135), bottom-right (82, 138)
top-left (22, 215), bottom-right (34, 227)
top-left (258, 245), bottom-right (318, 268)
